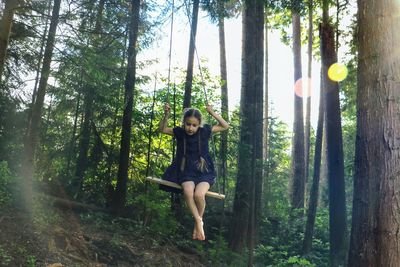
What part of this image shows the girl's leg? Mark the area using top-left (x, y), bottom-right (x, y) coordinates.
top-left (193, 182), bottom-right (210, 240)
top-left (194, 182), bottom-right (210, 218)
top-left (181, 181), bottom-right (205, 240)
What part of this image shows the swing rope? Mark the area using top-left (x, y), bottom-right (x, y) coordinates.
top-left (183, 0), bottom-right (222, 196)
top-left (165, 0), bottom-right (175, 102)
top-left (144, 0), bottom-right (176, 180)
top-left (183, 0), bottom-right (209, 104)
top-left (144, 0), bottom-right (225, 200)
top-left (145, 73), bottom-right (158, 178)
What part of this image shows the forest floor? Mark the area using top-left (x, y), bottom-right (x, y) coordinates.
top-left (0, 197), bottom-right (213, 267)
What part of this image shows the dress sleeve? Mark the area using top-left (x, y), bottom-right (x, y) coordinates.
top-left (202, 124), bottom-right (212, 139)
top-left (173, 126), bottom-right (184, 140)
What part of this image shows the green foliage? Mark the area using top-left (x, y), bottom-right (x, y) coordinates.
top-left (206, 236), bottom-right (246, 266)
top-left (0, 245), bottom-right (12, 266)
top-left (255, 208), bottom-right (330, 266)
top-left (303, 209), bottom-right (330, 266)
top-left (15, 246), bottom-right (37, 267)
top-left (0, 161), bottom-right (13, 205)
top-left (26, 255), bottom-right (37, 267)
top-left (128, 184), bottom-right (180, 236)
top-left (264, 115), bottom-right (291, 219)
top-left (0, 90), bottom-right (24, 171)
top-left (173, 233), bottom-right (246, 267)
top-left (287, 256), bottom-right (315, 266)
top-left (253, 114), bottom-right (330, 266)
top-left (32, 195), bottom-right (63, 232)
top-left (0, 244), bottom-right (37, 267)
top-left (201, 0), bottom-right (241, 23)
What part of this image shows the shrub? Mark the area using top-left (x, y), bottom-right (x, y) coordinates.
top-left (0, 161), bottom-right (13, 205)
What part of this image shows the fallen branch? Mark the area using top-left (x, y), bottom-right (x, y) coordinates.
top-left (39, 194), bottom-right (109, 213)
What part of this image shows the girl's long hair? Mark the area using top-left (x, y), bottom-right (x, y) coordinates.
top-left (181, 108), bottom-right (203, 126)
top-left (180, 108), bottom-right (209, 173)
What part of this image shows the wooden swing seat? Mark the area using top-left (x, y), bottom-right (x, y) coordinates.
top-left (145, 176), bottom-right (225, 200)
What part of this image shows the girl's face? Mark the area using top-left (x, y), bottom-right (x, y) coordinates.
top-left (184, 116), bottom-right (200, 135)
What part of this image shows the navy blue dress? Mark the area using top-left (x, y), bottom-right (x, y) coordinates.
top-left (161, 124), bottom-right (216, 193)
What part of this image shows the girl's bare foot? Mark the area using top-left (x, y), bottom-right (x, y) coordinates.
top-left (195, 218), bottom-right (205, 240)
top-left (192, 226), bottom-right (197, 239)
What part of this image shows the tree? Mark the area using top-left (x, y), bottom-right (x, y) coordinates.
top-left (217, 0), bottom-right (229, 200)
top-left (202, 0), bottom-right (239, 199)
top-left (73, 0), bottom-right (107, 197)
top-left (21, 0), bottom-right (62, 211)
top-left (321, 0), bottom-right (347, 265)
top-left (261, 4), bottom-right (269, 245)
top-left (112, 0), bottom-right (140, 213)
top-left (348, 0), bottom-right (400, 265)
top-left (302, 42), bottom-right (325, 255)
top-left (229, 1), bottom-right (264, 264)
top-left (183, 0), bottom-right (199, 109)
top-left (0, 0), bottom-right (22, 80)
top-left (304, 0), bottom-right (313, 191)
top-left (27, 0), bottom-right (53, 125)
top-left (289, 0), bottom-right (306, 212)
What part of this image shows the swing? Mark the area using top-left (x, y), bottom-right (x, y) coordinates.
top-left (145, 177), bottom-right (225, 200)
top-left (144, 0), bottom-right (225, 200)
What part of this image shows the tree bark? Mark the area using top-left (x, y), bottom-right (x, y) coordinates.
top-left (304, 0), bottom-right (313, 194)
top-left (290, 0), bottom-right (306, 212)
top-left (321, 0), bottom-right (347, 264)
top-left (262, 9), bottom-right (269, 178)
top-left (260, 7), bottom-right (269, 246)
top-left (0, 0), bottom-right (21, 81)
top-left (73, 0), bottom-right (107, 197)
top-left (28, 0), bottom-right (52, 123)
top-left (229, 0), bottom-right (264, 260)
top-left (73, 85), bottom-right (93, 194)
top-left (302, 51), bottom-right (324, 255)
top-left (183, 0), bottom-right (199, 108)
top-left (66, 90), bottom-right (81, 175)
top-left (217, 1), bottom-right (229, 233)
top-left (20, 0), bottom-right (62, 212)
top-left (112, 0), bottom-right (140, 214)
top-left (217, 0), bottom-right (229, 198)
top-left (348, 0), bottom-right (400, 266)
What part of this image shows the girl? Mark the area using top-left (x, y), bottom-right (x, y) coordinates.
top-left (158, 103), bottom-right (229, 240)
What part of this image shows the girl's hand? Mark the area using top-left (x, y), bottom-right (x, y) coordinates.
top-left (164, 103), bottom-right (171, 114)
top-left (206, 104), bottom-right (214, 115)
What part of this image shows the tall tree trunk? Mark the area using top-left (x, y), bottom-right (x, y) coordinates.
top-left (304, 0), bottom-right (313, 194)
top-left (73, 0), bottom-right (106, 196)
top-left (229, 1), bottom-right (264, 261)
top-left (252, 5), bottom-right (265, 254)
top-left (66, 90), bottom-right (81, 175)
top-left (302, 54), bottom-right (324, 255)
top-left (106, 24), bottom-right (128, 206)
top-left (260, 7), bottom-right (269, 244)
top-left (262, 10), bottom-right (269, 179)
top-left (0, 0), bottom-right (21, 81)
top-left (348, 0), bottom-right (400, 266)
top-left (73, 85), bottom-right (93, 194)
top-left (183, 0), bottom-right (199, 108)
top-left (319, 121), bottom-right (329, 207)
top-left (290, 0), bottom-right (306, 212)
top-left (217, 0), bottom-right (228, 197)
top-left (112, 0), bottom-right (140, 214)
top-left (21, 0), bottom-right (62, 211)
top-left (28, 0), bottom-right (52, 122)
top-left (321, 1), bottom-right (347, 264)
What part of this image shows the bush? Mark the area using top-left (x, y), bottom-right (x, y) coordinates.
top-left (0, 161), bottom-right (13, 205)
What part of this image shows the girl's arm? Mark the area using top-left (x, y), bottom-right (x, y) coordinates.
top-left (158, 103), bottom-right (173, 136)
top-left (206, 104), bottom-right (230, 133)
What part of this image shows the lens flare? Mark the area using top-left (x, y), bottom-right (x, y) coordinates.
top-left (328, 63), bottom-right (348, 82)
top-left (294, 77), bottom-right (312, 98)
